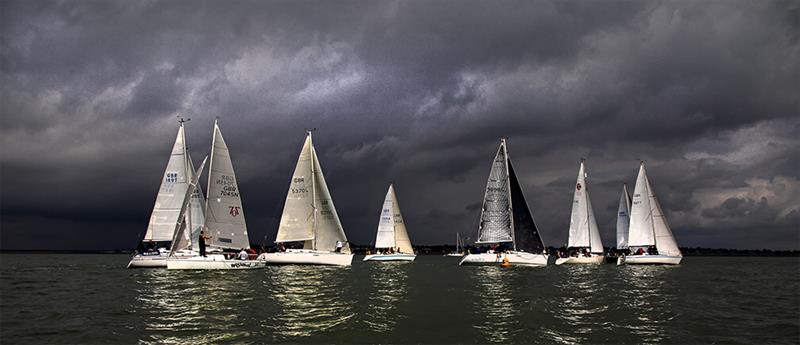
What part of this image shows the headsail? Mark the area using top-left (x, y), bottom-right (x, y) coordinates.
top-left (275, 131), bottom-right (350, 253)
top-left (144, 123), bottom-right (190, 242)
top-left (507, 160), bottom-right (546, 253)
top-left (648, 171), bottom-right (682, 256)
top-left (567, 161), bottom-right (603, 253)
top-left (616, 184), bottom-right (631, 249)
top-left (204, 120), bottom-right (250, 250)
top-left (476, 140), bottom-right (514, 244)
top-left (187, 153), bottom-right (206, 250)
top-left (169, 156), bottom-right (208, 254)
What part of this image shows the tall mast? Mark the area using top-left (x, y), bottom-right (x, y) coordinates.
top-left (204, 118), bottom-right (218, 220)
top-left (309, 129), bottom-right (317, 250)
top-left (502, 138), bottom-right (516, 251)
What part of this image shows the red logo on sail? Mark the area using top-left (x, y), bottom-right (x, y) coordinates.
top-left (576, 183), bottom-right (582, 190)
top-left (229, 206), bottom-right (240, 217)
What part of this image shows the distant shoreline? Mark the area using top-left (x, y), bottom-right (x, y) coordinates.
top-left (1, 247), bottom-right (798, 257)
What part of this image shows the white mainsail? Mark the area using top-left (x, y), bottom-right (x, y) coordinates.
top-left (566, 160), bottom-right (603, 253)
top-left (203, 120), bottom-right (250, 250)
top-left (373, 184), bottom-right (413, 253)
top-left (144, 123), bottom-right (191, 242)
top-left (275, 131), bottom-right (350, 253)
top-left (616, 184), bottom-right (631, 249)
top-left (627, 163), bottom-right (681, 256)
top-left (476, 141), bottom-right (514, 244)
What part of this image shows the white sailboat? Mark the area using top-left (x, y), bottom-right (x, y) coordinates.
top-left (128, 120), bottom-right (201, 268)
top-left (556, 160), bottom-right (604, 265)
top-left (364, 184), bottom-right (416, 262)
top-left (616, 183), bottom-right (631, 251)
top-left (460, 138), bottom-right (549, 266)
top-left (257, 130), bottom-right (354, 266)
top-left (618, 162), bottom-right (682, 265)
top-left (445, 233), bottom-right (465, 257)
top-left (168, 120), bottom-right (265, 270)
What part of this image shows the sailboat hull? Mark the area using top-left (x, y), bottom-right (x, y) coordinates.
top-left (166, 254), bottom-right (266, 270)
top-left (555, 255), bottom-right (605, 265)
top-left (257, 250), bottom-right (353, 266)
top-left (126, 250), bottom-right (198, 268)
top-left (619, 254), bottom-right (682, 265)
top-left (459, 251), bottom-right (548, 266)
top-left (444, 253), bottom-right (465, 257)
top-left (363, 253), bottom-right (416, 262)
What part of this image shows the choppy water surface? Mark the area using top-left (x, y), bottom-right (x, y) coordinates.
top-left (1, 255), bottom-right (798, 344)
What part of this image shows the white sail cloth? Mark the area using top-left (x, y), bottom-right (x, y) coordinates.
top-left (144, 124), bottom-right (190, 241)
top-left (627, 163), bottom-right (681, 256)
top-left (567, 161), bottom-right (603, 253)
top-left (275, 132), bottom-right (350, 253)
top-left (204, 120), bottom-right (250, 250)
top-left (373, 184), bottom-right (413, 253)
top-left (616, 184), bottom-right (631, 249)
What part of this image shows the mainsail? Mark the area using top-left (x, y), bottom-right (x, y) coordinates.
top-left (374, 184), bottom-right (413, 253)
top-left (204, 120), bottom-right (250, 250)
top-left (275, 131), bottom-right (350, 253)
top-left (567, 161), bottom-right (603, 253)
top-left (627, 163), bottom-right (681, 256)
top-left (144, 123), bottom-right (191, 242)
top-left (476, 139), bottom-right (546, 253)
top-left (616, 184), bottom-right (631, 249)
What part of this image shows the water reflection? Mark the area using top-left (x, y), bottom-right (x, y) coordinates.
top-left (265, 266), bottom-right (355, 339)
top-left (470, 266), bottom-right (521, 343)
top-left (617, 265), bottom-right (678, 344)
top-left (133, 270), bottom-right (252, 344)
top-left (364, 262), bottom-right (410, 332)
top-left (546, 265), bottom-right (609, 344)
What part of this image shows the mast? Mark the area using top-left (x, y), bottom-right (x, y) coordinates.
top-left (502, 138), bottom-right (516, 251)
top-left (310, 129), bottom-right (317, 251)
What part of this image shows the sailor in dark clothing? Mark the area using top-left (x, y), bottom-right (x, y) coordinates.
top-left (199, 230), bottom-right (211, 257)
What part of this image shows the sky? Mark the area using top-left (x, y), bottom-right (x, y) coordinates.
top-left (1, 0), bottom-right (798, 250)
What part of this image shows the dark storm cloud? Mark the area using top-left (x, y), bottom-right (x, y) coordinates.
top-left (1, 0), bottom-right (798, 250)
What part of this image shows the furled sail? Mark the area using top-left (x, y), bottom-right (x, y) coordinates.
top-left (374, 184), bottom-right (413, 253)
top-left (275, 131), bottom-right (350, 253)
top-left (567, 161), bottom-right (603, 253)
top-left (507, 160), bottom-right (546, 253)
top-left (204, 120), bottom-right (250, 250)
top-left (476, 141), bottom-right (514, 244)
top-left (616, 184), bottom-right (631, 249)
top-left (144, 123), bottom-right (190, 242)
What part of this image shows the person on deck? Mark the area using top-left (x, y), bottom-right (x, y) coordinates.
top-left (335, 240), bottom-right (343, 253)
top-left (199, 230), bottom-right (211, 257)
top-left (238, 248), bottom-right (249, 260)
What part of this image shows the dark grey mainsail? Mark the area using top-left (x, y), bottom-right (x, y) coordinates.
top-left (508, 160), bottom-right (546, 253)
top-left (476, 142), bottom-right (513, 244)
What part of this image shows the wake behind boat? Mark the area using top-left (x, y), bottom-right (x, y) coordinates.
top-left (167, 119), bottom-right (264, 270)
top-left (460, 138), bottom-right (549, 267)
top-left (258, 130), bottom-right (354, 266)
top-left (364, 183), bottom-right (416, 262)
top-left (555, 160), bottom-right (605, 265)
top-left (618, 162), bottom-right (682, 265)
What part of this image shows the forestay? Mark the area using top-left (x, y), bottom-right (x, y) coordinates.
top-left (204, 120), bottom-right (250, 250)
top-left (144, 123), bottom-right (190, 242)
top-left (616, 184), bottom-right (631, 249)
top-left (476, 141), bottom-right (514, 244)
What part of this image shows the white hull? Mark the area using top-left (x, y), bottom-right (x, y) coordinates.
top-left (257, 250), bottom-right (353, 266)
top-left (445, 253), bottom-right (464, 257)
top-left (127, 250), bottom-right (197, 268)
top-left (166, 254), bottom-right (266, 270)
top-left (459, 251), bottom-right (548, 266)
top-left (618, 254), bottom-right (682, 265)
top-left (555, 255), bottom-right (605, 265)
top-left (363, 253), bottom-right (416, 262)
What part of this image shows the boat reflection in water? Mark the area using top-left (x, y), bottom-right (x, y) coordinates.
top-left (265, 265), bottom-right (355, 339)
top-left (547, 265), bottom-right (608, 344)
top-left (133, 270), bottom-right (252, 344)
top-left (618, 265), bottom-right (678, 344)
top-left (470, 266), bottom-right (521, 343)
top-left (364, 262), bottom-right (410, 332)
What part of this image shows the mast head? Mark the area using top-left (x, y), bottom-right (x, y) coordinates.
top-left (177, 115), bottom-right (191, 125)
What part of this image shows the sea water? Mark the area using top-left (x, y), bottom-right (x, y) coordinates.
top-left (1, 254), bottom-right (797, 344)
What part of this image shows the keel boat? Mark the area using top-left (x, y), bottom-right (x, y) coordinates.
top-left (364, 184), bottom-right (416, 262)
top-left (556, 160), bottom-right (605, 265)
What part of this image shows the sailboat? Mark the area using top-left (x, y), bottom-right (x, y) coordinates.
top-left (363, 184), bottom-right (416, 262)
top-left (616, 183), bottom-right (631, 252)
top-left (257, 130), bottom-right (354, 266)
top-left (556, 160), bottom-right (604, 265)
top-left (617, 162), bottom-right (682, 265)
top-left (445, 233), bottom-right (465, 257)
top-left (128, 120), bottom-right (202, 268)
top-left (459, 138), bottom-right (549, 266)
top-left (167, 120), bottom-right (265, 270)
